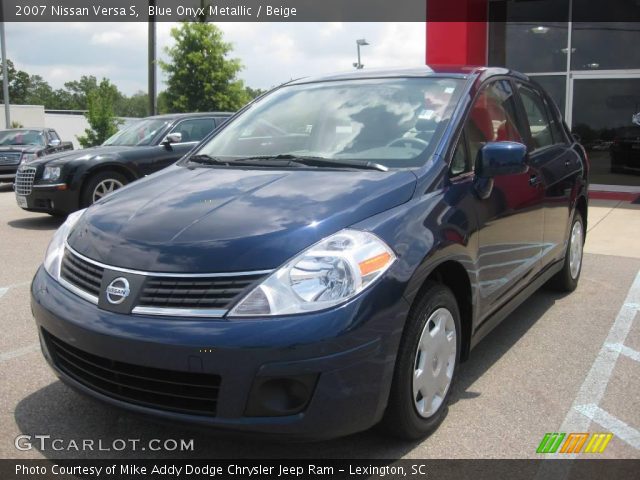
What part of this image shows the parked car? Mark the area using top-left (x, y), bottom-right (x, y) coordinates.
top-left (610, 126), bottom-right (640, 174)
top-left (31, 66), bottom-right (588, 440)
top-left (0, 128), bottom-right (72, 183)
top-left (14, 112), bottom-right (232, 215)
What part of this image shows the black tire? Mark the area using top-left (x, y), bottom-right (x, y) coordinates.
top-left (548, 211), bottom-right (584, 292)
top-left (81, 171), bottom-right (128, 208)
top-left (382, 282), bottom-right (461, 440)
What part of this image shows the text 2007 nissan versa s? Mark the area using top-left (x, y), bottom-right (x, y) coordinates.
top-left (31, 66), bottom-right (588, 440)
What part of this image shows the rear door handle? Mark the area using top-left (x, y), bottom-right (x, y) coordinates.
top-left (529, 174), bottom-right (541, 186)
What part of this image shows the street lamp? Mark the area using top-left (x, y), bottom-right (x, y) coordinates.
top-left (353, 38), bottom-right (369, 70)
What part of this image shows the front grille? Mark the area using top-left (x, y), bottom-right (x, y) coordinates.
top-left (0, 152), bottom-right (21, 166)
top-left (15, 166), bottom-right (36, 195)
top-left (44, 330), bottom-right (220, 416)
top-left (138, 274), bottom-right (266, 309)
top-left (61, 249), bottom-right (104, 298)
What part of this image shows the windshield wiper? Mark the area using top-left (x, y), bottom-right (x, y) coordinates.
top-left (188, 154), bottom-right (227, 165)
top-left (187, 153), bottom-right (306, 168)
top-left (239, 154), bottom-right (389, 172)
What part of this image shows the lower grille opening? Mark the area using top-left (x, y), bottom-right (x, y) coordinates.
top-left (43, 330), bottom-right (220, 416)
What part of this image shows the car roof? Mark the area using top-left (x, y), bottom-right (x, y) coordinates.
top-left (144, 112), bottom-right (234, 121)
top-left (287, 65), bottom-right (528, 85)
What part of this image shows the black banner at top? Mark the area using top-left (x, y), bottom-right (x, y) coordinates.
top-left (2, 0), bottom-right (640, 22)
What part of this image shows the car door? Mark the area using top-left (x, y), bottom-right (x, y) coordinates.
top-left (450, 80), bottom-right (545, 320)
top-left (142, 117), bottom-right (218, 175)
top-left (515, 82), bottom-right (580, 267)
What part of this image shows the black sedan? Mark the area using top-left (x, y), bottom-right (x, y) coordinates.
top-left (14, 112), bottom-right (231, 215)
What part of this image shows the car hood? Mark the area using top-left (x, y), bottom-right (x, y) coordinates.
top-left (30, 145), bottom-right (134, 166)
top-left (67, 165), bottom-right (417, 272)
top-left (0, 145), bottom-right (39, 154)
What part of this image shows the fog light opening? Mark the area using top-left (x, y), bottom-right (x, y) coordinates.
top-left (245, 374), bottom-right (318, 417)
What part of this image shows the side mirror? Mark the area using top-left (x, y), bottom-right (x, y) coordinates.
top-left (474, 142), bottom-right (528, 200)
top-left (162, 132), bottom-right (182, 146)
top-left (48, 139), bottom-right (61, 147)
top-left (476, 141), bottom-right (528, 178)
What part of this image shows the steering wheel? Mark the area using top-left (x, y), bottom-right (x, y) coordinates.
top-left (387, 137), bottom-right (429, 149)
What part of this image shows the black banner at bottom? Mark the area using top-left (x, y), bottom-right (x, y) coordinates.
top-left (1, 459), bottom-right (639, 480)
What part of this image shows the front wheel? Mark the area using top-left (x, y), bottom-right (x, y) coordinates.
top-left (548, 211), bottom-right (584, 292)
top-left (81, 171), bottom-right (128, 207)
top-left (382, 282), bottom-right (461, 440)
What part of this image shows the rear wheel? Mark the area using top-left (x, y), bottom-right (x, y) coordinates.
top-left (81, 171), bottom-right (127, 207)
top-left (548, 211), bottom-right (584, 292)
top-left (382, 282), bottom-right (461, 440)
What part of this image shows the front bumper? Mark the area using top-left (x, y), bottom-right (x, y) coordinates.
top-left (17, 183), bottom-right (80, 214)
top-left (31, 266), bottom-right (409, 440)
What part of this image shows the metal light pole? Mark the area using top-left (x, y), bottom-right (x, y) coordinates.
top-left (353, 38), bottom-right (369, 70)
top-left (148, 0), bottom-right (157, 116)
top-left (0, 16), bottom-right (10, 127)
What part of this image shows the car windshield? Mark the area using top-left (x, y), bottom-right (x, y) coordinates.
top-left (103, 119), bottom-right (169, 146)
top-left (195, 77), bottom-right (464, 168)
top-left (0, 129), bottom-right (45, 146)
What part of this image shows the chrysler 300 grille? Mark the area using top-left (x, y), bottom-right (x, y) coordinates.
top-left (61, 249), bottom-right (104, 298)
top-left (138, 274), bottom-right (266, 309)
top-left (43, 330), bottom-right (220, 415)
top-left (15, 166), bottom-right (36, 195)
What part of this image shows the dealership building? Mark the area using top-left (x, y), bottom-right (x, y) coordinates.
top-left (427, 0), bottom-right (640, 193)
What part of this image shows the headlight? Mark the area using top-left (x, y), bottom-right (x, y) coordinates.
top-left (20, 153), bottom-right (38, 163)
top-left (43, 166), bottom-right (61, 181)
top-left (43, 209), bottom-right (86, 280)
top-left (229, 229), bottom-right (396, 317)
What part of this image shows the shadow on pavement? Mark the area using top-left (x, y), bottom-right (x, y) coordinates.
top-left (13, 288), bottom-right (566, 460)
top-left (7, 216), bottom-right (65, 231)
top-left (450, 287), bottom-right (568, 406)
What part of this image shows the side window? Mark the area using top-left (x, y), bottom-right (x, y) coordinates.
top-left (517, 85), bottom-right (554, 150)
top-left (168, 118), bottom-right (217, 143)
top-left (48, 130), bottom-right (60, 142)
top-left (464, 80), bottom-right (527, 169)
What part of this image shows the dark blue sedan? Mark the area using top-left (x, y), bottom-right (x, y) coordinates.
top-left (31, 66), bottom-right (588, 440)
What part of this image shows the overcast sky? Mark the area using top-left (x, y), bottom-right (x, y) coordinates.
top-left (5, 22), bottom-right (426, 95)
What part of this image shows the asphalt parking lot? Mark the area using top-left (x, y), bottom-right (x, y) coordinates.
top-left (1, 182), bottom-right (639, 460)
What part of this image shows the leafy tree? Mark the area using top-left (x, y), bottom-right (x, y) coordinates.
top-left (77, 79), bottom-right (122, 147)
top-left (160, 22), bottom-right (250, 113)
top-left (0, 59), bottom-right (30, 104)
top-left (115, 91), bottom-right (148, 117)
top-left (245, 86), bottom-right (266, 100)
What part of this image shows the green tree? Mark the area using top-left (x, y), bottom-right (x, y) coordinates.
top-left (0, 60), bottom-right (31, 104)
top-left (160, 22), bottom-right (250, 113)
top-left (245, 86), bottom-right (266, 100)
top-left (77, 79), bottom-right (122, 147)
top-left (115, 91), bottom-right (149, 117)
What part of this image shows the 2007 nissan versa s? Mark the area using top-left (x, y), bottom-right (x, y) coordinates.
top-left (31, 66), bottom-right (588, 440)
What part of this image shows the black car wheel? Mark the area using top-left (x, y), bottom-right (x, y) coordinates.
top-left (82, 171), bottom-right (128, 207)
top-left (382, 282), bottom-right (461, 440)
top-left (548, 211), bottom-right (584, 292)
